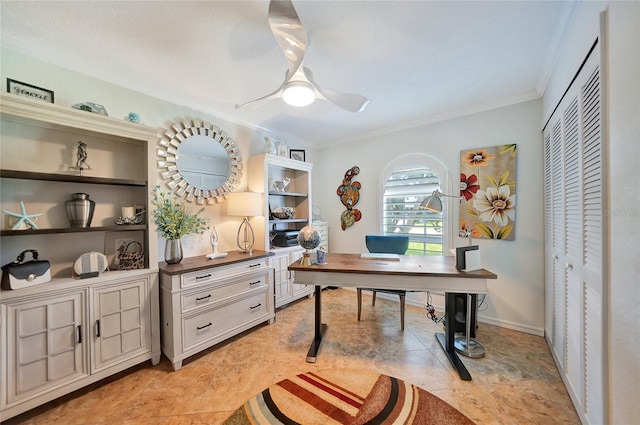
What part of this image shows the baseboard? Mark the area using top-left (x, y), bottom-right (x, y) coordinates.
top-left (350, 287), bottom-right (545, 336)
top-left (476, 315), bottom-right (544, 336)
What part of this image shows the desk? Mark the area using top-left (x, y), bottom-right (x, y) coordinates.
top-left (288, 253), bottom-right (497, 380)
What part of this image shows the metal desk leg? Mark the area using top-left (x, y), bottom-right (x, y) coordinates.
top-left (436, 292), bottom-right (472, 380)
top-left (306, 285), bottom-right (326, 362)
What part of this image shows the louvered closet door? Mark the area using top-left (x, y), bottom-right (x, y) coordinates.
top-left (544, 119), bottom-right (566, 365)
top-left (543, 132), bottom-right (554, 342)
top-left (580, 57), bottom-right (604, 425)
top-left (543, 41), bottom-right (604, 425)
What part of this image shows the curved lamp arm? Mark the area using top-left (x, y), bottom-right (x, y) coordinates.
top-left (419, 189), bottom-right (473, 246)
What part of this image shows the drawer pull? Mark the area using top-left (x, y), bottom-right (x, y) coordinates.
top-left (96, 320), bottom-right (101, 337)
top-left (195, 274), bottom-right (212, 281)
top-left (197, 322), bottom-right (212, 330)
top-left (77, 325), bottom-right (82, 344)
top-left (196, 294), bottom-right (212, 302)
top-left (250, 303), bottom-right (262, 310)
top-left (249, 280), bottom-right (261, 286)
top-left (249, 263), bottom-right (261, 268)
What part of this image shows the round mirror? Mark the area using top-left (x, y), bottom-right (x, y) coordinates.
top-left (176, 135), bottom-right (230, 190)
top-left (157, 119), bottom-right (242, 204)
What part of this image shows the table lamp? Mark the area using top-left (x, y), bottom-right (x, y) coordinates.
top-left (420, 188), bottom-right (485, 358)
top-left (228, 192), bottom-right (262, 255)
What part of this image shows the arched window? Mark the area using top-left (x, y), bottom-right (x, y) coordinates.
top-left (379, 154), bottom-right (454, 255)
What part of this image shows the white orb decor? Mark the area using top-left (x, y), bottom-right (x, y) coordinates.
top-left (297, 225), bottom-right (321, 266)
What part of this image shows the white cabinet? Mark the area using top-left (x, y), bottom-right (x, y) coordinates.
top-left (543, 41), bottom-right (605, 425)
top-left (0, 93), bottom-right (161, 421)
top-left (248, 154), bottom-right (314, 306)
top-left (3, 291), bottom-right (87, 408)
top-left (0, 273), bottom-right (160, 420)
top-left (91, 278), bottom-right (152, 373)
top-left (268, 248), bottom-right (312, 308)
top-left (313, 220), bottom-right (329, 253)
top-left (0, 92), bottom-right (158, 273)
top-left (159, 252), bottom-right (275, 371)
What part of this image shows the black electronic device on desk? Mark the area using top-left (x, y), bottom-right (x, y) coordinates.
top-left (271, 230), bottom-right (299, 247)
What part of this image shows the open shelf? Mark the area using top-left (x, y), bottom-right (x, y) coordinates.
top-left (1, 169), bottom-right (147, 186)
top-left (1, 224), bottom-right (146, 236)
top-left (268, 218), bottom-right (308, 225)
top-left (268, 191), bottom-right (308, 197)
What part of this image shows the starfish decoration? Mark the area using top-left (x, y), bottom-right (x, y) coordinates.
top-left (2, 201), bottom-right (42, 230)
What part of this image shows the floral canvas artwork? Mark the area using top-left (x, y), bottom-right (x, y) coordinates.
top-left (460, 144), bottom-right (517, 240)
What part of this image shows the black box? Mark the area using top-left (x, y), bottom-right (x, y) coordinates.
top-left (271, 230), bottom-right (299, 247)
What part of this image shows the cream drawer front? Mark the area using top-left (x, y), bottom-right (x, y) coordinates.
top-left (182, 291), bottom-right (269, 351)
top-left (180, 260), bottom-right (268, 288)
top-left (181, 275), bottom-right (268, 313)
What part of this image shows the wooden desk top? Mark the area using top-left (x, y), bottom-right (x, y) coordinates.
top-left (158, 250), bottom-right (274, 276)
top-left (288, 253), bottom-right (497, 280)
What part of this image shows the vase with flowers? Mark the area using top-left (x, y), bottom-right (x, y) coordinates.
top-left (152, 186), bottom-right (209, 264)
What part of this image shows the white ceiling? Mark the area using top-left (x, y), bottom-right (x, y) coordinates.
top-left (0, 1), bottom-right (575, 148)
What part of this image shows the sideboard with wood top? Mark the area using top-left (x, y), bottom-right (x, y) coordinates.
top-left (158, 251), bottom-right (275, 371)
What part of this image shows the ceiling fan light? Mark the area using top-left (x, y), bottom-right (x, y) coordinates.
top-left (283, 81), bottom-right (315, 107)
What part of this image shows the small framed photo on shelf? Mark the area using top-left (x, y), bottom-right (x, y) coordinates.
top-left (6, 78), bottom-right (54, 103)
top-left (277, 141), bottom-right (288, 157)
top-left (290, 149), bottom-right (306, 162)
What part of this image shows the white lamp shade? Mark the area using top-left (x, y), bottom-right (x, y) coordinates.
top-left (420, 192), bottom-right (443, 212)
top-left (228, 192), bottom-right (262, 217)
top-left (282, 81), bottom-right (316, 107)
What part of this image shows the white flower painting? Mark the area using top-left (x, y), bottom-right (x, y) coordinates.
top-left (460, 144), bottom-right (517, 240)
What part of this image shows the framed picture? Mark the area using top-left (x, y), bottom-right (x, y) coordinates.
top-left (276, 141), bottom-right (288, 157)
top-left (6, 78), bottom-right (54, 103)
top-left (290, 149), bottom-right (305, 162)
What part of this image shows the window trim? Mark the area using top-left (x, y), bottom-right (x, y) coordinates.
top-left (378, 153), bottom-right (455, 254)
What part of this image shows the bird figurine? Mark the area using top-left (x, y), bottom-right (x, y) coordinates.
top-left (273, 177), bottom-right (291, 192)
top-left (263, 136), bottom-right (277, 155)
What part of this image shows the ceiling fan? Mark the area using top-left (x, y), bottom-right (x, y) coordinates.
top-left (235, 0), bottom-right (371, 113)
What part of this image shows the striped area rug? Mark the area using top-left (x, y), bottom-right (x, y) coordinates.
top-left (224, 370), bottom-right (475, 425)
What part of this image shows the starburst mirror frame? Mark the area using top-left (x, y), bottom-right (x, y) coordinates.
top-left (157, 119), bottom-right (243, 204)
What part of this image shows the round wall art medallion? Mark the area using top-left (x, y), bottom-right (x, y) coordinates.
top-left (157, 119), bottom-right (243, 204)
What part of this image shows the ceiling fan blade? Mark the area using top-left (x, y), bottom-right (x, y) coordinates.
top-left (303, 67), bottom-right (371, 113)
top-left (234, 73), bottom-right (286, 109)
top-left (268, 0), bottom-right (307, 80)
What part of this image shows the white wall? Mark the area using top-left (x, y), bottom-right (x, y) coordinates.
top-left (542, 2), bottom-right (639, 423)
top-left (313, 99), bottom-right (545, 335)
top-left (606, 5), bottom-right (640, 423)
top-left (0, 49), bottom-right (311, 260)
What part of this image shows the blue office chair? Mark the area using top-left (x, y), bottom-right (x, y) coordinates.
top-left (358, 235), bottom-right (410, 331)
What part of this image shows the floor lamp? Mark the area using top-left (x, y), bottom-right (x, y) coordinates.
top-left (228, 192), bottom-right (262, 255)
top-left (420, 189), bottom-right (485, 358)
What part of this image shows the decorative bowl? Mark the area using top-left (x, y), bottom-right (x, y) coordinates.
top-left (115, 216), bottom-right (142, 225)
top-left (272, 207), bottom-right (295, 219)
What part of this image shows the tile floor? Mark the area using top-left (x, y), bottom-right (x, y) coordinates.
top-left (4, 288), bottom-right (580, 425)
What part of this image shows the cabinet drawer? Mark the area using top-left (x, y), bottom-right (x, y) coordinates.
top-left (180, 260), bottom-right (268, 288)
top-left (181, 275), bottom-right (268, 313)
top-left (182, 291), bottom-right (269, 351)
